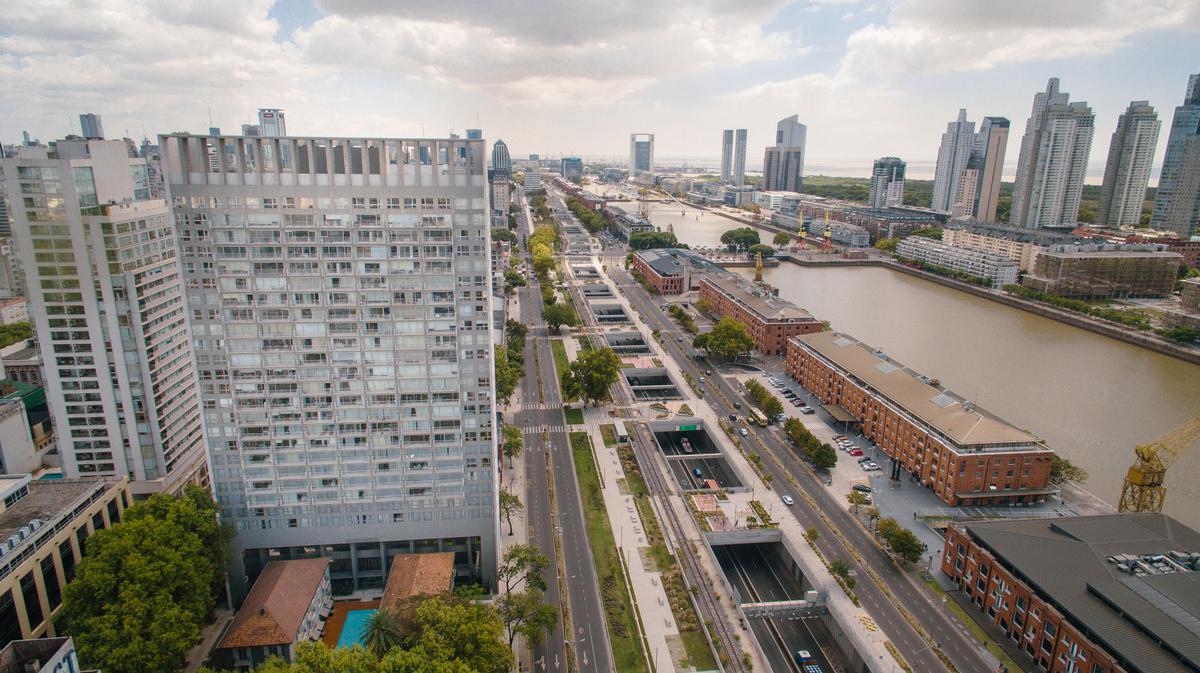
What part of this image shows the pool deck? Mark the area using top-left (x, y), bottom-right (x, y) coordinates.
top-left (321, 600), bottom-right (379, 648)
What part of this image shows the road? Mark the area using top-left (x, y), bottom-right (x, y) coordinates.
top-left (512, 190), bottom-right (613, 673)
top-left (606, 249), bottom-right (995, 673)
top-left (714, 544), bottom-right (834, 673)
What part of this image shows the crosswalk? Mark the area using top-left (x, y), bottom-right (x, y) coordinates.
top-left (519, 402), bottom-right (561, 411)
top-left (520, 425), bottom-right (569, 435)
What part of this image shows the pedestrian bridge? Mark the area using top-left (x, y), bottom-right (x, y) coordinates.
top-left (741, 595), bottom-right (828, 619)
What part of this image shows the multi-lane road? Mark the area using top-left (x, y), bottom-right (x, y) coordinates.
top-left (511, 193), bottom-right (612, 673)
top-left (605, 246), bottom-right (996, 673)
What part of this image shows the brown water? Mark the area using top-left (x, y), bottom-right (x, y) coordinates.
top-left (721, 264), bottom-right (1200, 528)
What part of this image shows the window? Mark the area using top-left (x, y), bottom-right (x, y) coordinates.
top-left (20, 571), bottom-right (43, 628)
top-left (0, 589), bottom-right (21, 645)
top-left (59, 539), bottom-right (77, 583)
top-left (40, 556), bottom-right (62, 610)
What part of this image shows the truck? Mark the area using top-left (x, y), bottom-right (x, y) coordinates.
top-left (747, 407), bottom-right (769, 428)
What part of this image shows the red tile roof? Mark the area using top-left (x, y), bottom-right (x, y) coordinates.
top-left (380, 552), bottom-right (455, 612)
top-left (218, 558), bottom-right (330, 649)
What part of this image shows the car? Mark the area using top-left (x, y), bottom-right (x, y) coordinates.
top-left (705, 369), bottom-right (712, 375)
top-left (833, 435), bottom-right (847, 441)
top-left (851, 483), bottom-right (872, 494)
top-left (791, 399), bottom-right (804, 407)
top-left (801, 407), bottom-right (815, 415)
top-left (849, 448), bottom-right (864, 457)
top-left (698, 377), bottom-right (706, 383)
top-left (728, 414), bottom-right (738, 422)
top-left (738, 427), bottom-right (749, 437)
top-left (733, 402), bottom-right (742, 409)
top-left (863, 462), bottom-right (881, 471)
top-left (781, 495), bottom-right (794, 506)
top-left (783, 391), bottom-right (797, 399)
top-left (761, 371), bottom-right (772, 377)
top-left (857, 456), bottom-right (873, 464)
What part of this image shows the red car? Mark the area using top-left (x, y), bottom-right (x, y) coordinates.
top-left (848, 449), bottom-right (864, 457)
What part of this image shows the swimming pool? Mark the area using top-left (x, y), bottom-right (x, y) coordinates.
top-left (336, 609), bottom-right (376, 649)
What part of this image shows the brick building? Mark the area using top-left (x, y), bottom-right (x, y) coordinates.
top-left (632, 249), bottom-right (687, 295)
top-left (699, 274), bottom-right (822, 355)
top-left (785, 331), bottom-right (1055, 506)
top-left (941, 514), bottom-right (1200, 673)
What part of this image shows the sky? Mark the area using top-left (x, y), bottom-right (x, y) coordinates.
top-left (1, 0), bottom-right (1198, 179)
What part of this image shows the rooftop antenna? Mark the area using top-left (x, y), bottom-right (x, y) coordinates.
top-left (208, 107), bottom-right (214, 129)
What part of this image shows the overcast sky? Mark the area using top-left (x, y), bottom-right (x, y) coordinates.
top-left (1, 0), bottom-right (1198, 179)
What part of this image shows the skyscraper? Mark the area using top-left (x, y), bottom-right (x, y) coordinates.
top-left (720, 130), bottom-right (733, 183)
top-left (78, 113), bottom-right (104, 140)
top-left (629, 133), bottom-right (655, 174)
top-left (762, 115), bottom-right (806, 193)
top-left (160, 133), bottom-right (497, 597)
top-left (1011, 78), bottom-right (1095, 229)
top-left (491, 139), bottom-right (511, 179)
top-left (257, 109), bottom-right (287, 136)
top-left (734, 129), bottom-right (747, 187)
top-left (970, 117), bottom-right (1010, 223)
top-left (931, 109), bottom-right (976, 212)
top-left (2, 138), bottom-right (207, 496)
top-left (1151, 73), bottom-right (1200, 237)
top-left (561, 156), bottom-right (583, 181)
top-left (1097, 101), bottom-right (1160, 228)
top-left (869, 157), bottom-right (906, 208)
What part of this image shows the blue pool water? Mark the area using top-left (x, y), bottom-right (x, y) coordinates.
top-left (38, 473), bottom-right (63, 480)
top-left (336, 609), bottom-right (376, 649)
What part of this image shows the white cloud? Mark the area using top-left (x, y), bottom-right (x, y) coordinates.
top-left (840, 0), bottom-right (1200, 76)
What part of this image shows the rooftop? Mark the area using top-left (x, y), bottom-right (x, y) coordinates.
top-left (635, 248), bottom-right (685, 277)
top-left (945, 222), bottom-right (1085, 245)
top-left (0, 637), bottom-right (80, 673)
top-left (963, 514), bottom-right (1200, 673)
top-left (795, 331), bottom-right (1044, 449)
top-left (218, 558), bottom-right (331, 649)
top-left (380, 552), bottom-right (456, 612)
top-left (702, 273), bottom-right (816, 323)
top-left (0, 477), bottom-right (121, 542)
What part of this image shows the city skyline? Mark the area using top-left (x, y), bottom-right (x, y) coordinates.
top-left (1, 2), bottom-right (1197, 180)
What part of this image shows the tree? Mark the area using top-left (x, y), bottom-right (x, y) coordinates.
top-left (362, 608), bottom-right (404, 658)
top-left (692, 332), bottom-right (710, 353)
top-left (499, 489), bottom-right (523, 536)
top-left (694, 297), bottom-right (713, 316)
top-left (874, 238), bottom-right (898, 252)
top-left (773, 231), bottom-right (792, 247)
top-left (531, 242), bottom-right (555, 277)
top-left (704, 317), bottom-right (756, 361)
top-left (59, 490), bottom-right (228, 673)
top-left (497, 590), bottom-right (559, 648)
top-left (504, 270), bottom-right (526, 292)
top-left (747, 243), bottom-right (775, 260)
top-left (847, 490), bottom-right (868, 512)
top-left (876, 517), bottom-right (900, 542)
top-left (719, 227), bottom-right (760, 251)
top-left (491, 227), bottom-right (517, 244)
top-left (403, 596), bottom-right (512, 673)
top-left (1158, 326), bottom-right (1200, 343)
top-left (542, 302), bottom-right (579, 333)
top-left (866, 506), bottom-right (881, 531)
top-left (493, 346), bottom-right (521, 405)
top-left (761, 395), bottom-right (784, 419)
top-left (628, 230), bottom-right (679, 250)
top-left (910, 227), bottom-right (943, 240)
top-left (810, 442), bottom-right (837, 470)
top-left (501, 425), bottom-right (523, 468)
top-left (563, 347), bottom-right (621, 404)
top-left (497, 544), bottom-right (550, 594)
top-left (888, 528), bottom-right (925, 566)
top-left (1049, 455), bottom-right (1089, 485)
top-left (250, 641), bottom-right (379, 673)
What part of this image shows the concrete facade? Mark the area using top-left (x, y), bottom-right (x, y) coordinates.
top-left (785, 332), bottom-right (1055, 506)
top-left (160, 133), bottom-right (499, 598)
top-left (1012, 79), bottom-right (1096, 229)
top-left (932, 109), bottom-right (976, 213)
top-left (1098, 101), bottom-right (1160, 228)
top-left (869, 157), bottom-right (905, 208)
top-left (897, 236), bottom-right (1020, 286)
top-left (1151, 73), bottom-right (1200, 237)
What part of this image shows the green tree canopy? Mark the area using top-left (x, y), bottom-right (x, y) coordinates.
top-left (493, 345), bottom-right (522, 405)
top-left (542, 302), bottom-right (579, 333)
top-left (362, 608), bottom-right (404, 658)
top-left (1048, 455), bottom-right (1089, 485)
top-left (491, 227), bottom-right (518, 244)
top-left (563, 347), bottom-right (621, 405)
top-left (497, 543), bottom-right (550, 594)
top-left (704, 317), bottom-right (755, 360)
top-left (719, 227), bottom-right (760, 251)
top-left (531, 243), bottom-right (555, 277)
top-left (874, 238), bottom-right (898, 252)
top-left (773, 231), bottom-right (792, 247)
top-left (497, 589), bottom-right (558, 648)
top-left (499, 489), bottom-right (524, 536)
top-left (628, 230), bottom-right (679, 250)
top-left (0, 321), bottom-right (31, 348)
top-left (501, 425), bottom-right (524, 468)
top-left (747, 243), bottom-right (775, 260)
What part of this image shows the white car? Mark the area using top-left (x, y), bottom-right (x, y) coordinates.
top-left (782, 495), bottom-right (795, 506)
top-left (738, 427), bottom-right (749, 437)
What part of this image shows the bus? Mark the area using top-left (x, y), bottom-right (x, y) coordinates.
top-left (747, 408), bottom-right (768, 428)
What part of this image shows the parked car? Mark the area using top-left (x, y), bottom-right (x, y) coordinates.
top-left (851, 483), bottom-right (872, 494)
top-left (783, 390), bottom-right (797, 398)
top-left (761, 371), bottom-right (772, 377)
top-left (857, 456), bottom-right (873, 464)
top-left (801, 407), bottom-right (815, 415)
top-left (862, 462), bottom-right (881, 471)
top-left (791, 399), bottom-right (804, 407)
top-left (782, 495), bottom-right (795, 506)
top-left (849, 449), bottom-right (864, 457)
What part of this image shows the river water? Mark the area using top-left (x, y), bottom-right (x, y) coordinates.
top-left (629, 199), bottom-right (1200, 528)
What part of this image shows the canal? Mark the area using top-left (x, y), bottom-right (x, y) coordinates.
top-left (609, 189), bottom-right (1200, 527)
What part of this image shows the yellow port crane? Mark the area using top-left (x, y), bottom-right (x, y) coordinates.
top-left (1117, 416), bottom-right (1200, 513)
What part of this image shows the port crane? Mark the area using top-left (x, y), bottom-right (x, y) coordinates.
top-left (1117, 415), bottom-right (1200, 513)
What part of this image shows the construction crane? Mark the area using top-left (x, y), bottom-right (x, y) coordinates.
top-left (1117, 416), bottom-right (1200, 513)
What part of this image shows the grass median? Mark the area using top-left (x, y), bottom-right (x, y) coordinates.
top-left (571, 432), bottom-right (649, 673)
top-left (551, 338), bottom-right (576, 402)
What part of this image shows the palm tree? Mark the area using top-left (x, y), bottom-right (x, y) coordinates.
top-left (362, 607), bottom-right (403, 658)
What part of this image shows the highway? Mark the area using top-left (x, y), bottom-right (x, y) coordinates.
top-left (713, 544), bottom-right (834, 673)
top-left (512, 190), bottom-right (613, 673)
top-left (604, 244), bottom-right (994, 673)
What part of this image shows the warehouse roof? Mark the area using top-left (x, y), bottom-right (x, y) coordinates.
top-left (794, 331), bottom-right (1043, 449)
top-left (702, 274), bottom-right (816, 323)
top-left (964, 514), bottom-right (1200, 673)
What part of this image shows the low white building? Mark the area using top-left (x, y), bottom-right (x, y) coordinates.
top-left (897, 236), bottom-right (1019, 286)
top-left (754, 190), bottom-right (801, 210)
top-left (0, 297), bottom-right (26, 325)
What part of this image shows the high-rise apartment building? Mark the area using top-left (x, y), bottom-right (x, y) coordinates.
top-left (1, 139), bottom-right (208, 496)
top-left (629, 133), bottom-right (655, 174)
top-left (969, 117), bottom-right (1009, 223)
top-left (720, 130), bottom-right (733, 183)
top-left (733, 129), bottom-right (747, 187)
top-left (762, 115), bottom-right (806, 193)
top-left (257, 109), bottom-right (287, 137)
top-left (932, 109), bottom-right (975, 212)
top-left (160, 133), bottom-right (498, 597)
top-left (1151, 73), bottom-right (1200, 237)
top-left (491, 139), bottom-right (511, 179)
top-left (1097, 101), bottom-right (1160, 228)
top-left (1011, 78), bottom-right (1095, 229)
top-left (869, 157), bottom-right (906, 207)
top-left (78, 113), bottom-right (104, 140)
